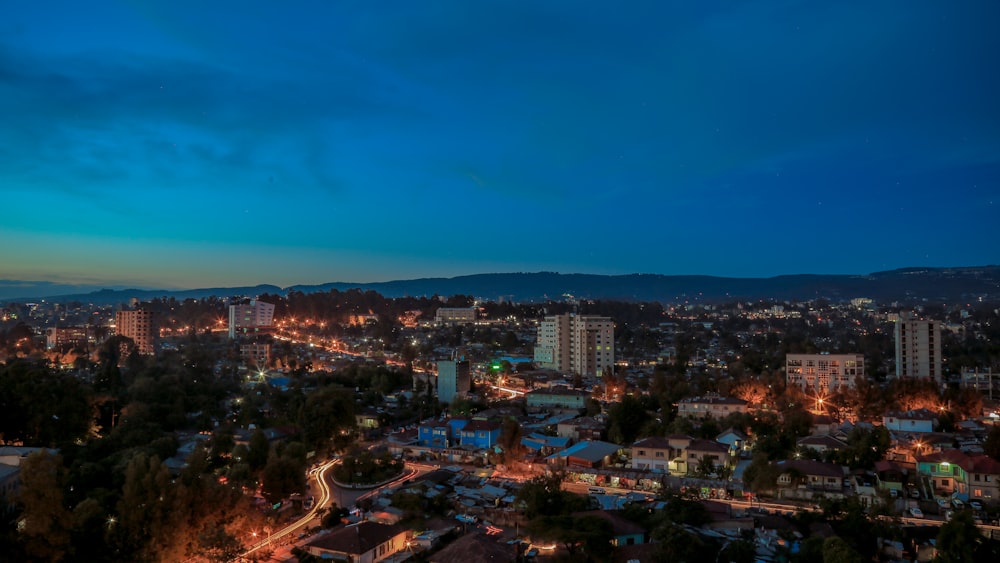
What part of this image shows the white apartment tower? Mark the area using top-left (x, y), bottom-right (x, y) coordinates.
top-left (228, 299), bottom-right (276, 339)
top-left (534, 314), bottom-right (614, 377)
top-left (786, 353), bottom-right (865, 394)
top-left (894, 313), bottom-right (942, 381)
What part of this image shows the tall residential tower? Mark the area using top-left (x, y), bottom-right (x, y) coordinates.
top-left (533, 314), bottom-right (614, 377)
top-left (894, 313), bottom-right (941, 381)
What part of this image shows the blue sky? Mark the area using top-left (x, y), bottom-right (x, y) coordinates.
top-left (1, 1), bottom-right (997, 292)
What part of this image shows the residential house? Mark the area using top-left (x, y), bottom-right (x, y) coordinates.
top-left (547, 440), bottom-right (621, 469)
top-left (573, 510), bottom-right (646, 546)
top-left (556, 417), bottom-right (606, 442)
top-left (716, 428), bottom-right (751, 456)
top-left (676, 395), bottom-right (748, 419)
top-left (796, 434), bottom-right (849, 456)
top-left (773, 459), bottom-right (846, 499)
top-left (418, 418), bottom-right (469, 448)
top-left (883, 409), bottom-right (938, 433)
top-left (917, 449), bottom-right (1000, 501)
top-left (458, 420), bottom-right (501, 450)
top-left (303, 521), bottom-right (410, 563)
top-left (630, 435), bottom-right (730, 476)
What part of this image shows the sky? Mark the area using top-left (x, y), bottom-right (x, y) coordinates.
top-left (1, 1), bottom-right (998, 294)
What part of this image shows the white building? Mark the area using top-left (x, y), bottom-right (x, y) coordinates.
top-left (894, 314), bottom-right (941, 381)
top-left (434, 307), bottom-right (477, 324)
top-left (786, 353), bottom-right (865, 393)
top-left (228, 300), bottom-right (275, 339)
top-left (533, 314), bottom-right (614, 377)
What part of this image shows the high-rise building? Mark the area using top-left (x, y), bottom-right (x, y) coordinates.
top-left (894, 314), bottom-right (942, 381)
top-left (786, 353), bottom-right (865, 393)
top-left (228, 300), bottom-right (275, 339)
top-left (45, 326), bottom-right (89, 350)
top-left (115, 309), bottom-right (156, 354)
top-left (533, 314), bottom-right (614, 377)
top-left (437, 360), bottom-right (471, 404)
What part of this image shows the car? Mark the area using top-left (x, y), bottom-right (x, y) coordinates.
top-left (910, 489), bottom-right (921, 499)
top-left (970, 500), bottom-right (983, 511)
top-left (936, 498), bottom-right (949, 509)
top-left (588, 486), bottom-right (606, 495)
top-left (889, 489), bottom-right (899, 498)
top-left (952, 498), bottom-right (965, 509)
top-left (908, 507), bottom-right (924, 518)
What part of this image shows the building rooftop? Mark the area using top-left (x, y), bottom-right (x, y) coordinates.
top-left (306, 522), bottom-right (406, 555)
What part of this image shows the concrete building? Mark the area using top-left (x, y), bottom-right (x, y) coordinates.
top-left (304, 521), bottom-right (409, 563)
top-left (45, 326), bottom-right (88, 350)
top-left (228, 299), bottom-right (275, 339)
top-left (675, 396), bottom-right (747, 419)
top-left (239, 342), bottom-right (271, 368)
top-left (434, 307), bottom-right (477, 324)
top-left (437, 360), bottom-right (471, 404)
top-left (115, 309), bottom-right (156, 354)
top-left (894, 313), bottom-right (941, 381)
top-left (526, 386), bottom-right (590, 411)
top-left (533, 313), bottom-right (614, 377)
top-left (786, 353), bottom-right (864, 393)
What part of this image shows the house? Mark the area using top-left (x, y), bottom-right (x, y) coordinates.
top-left (773, 459), bottom-right (845, 498)
top-left (458, 420), bottom-right (501, 450)
top-left (676, 395), bottom-right (748, 419)
top-left (883, 409), bottom-right (938, 433)
top-left (356, 407), bottom-right (381, 430)
top-left (629, 435), bottom-right (730, 476)
top-left (304, 521), bottom-right (410, 563)
top-left (716, 428), bottom-right (750, 455)
top-left (630, 436), bottom-right (675, 473)
top-left (572, 510), bottom-right (646, 546)
top-left (810, 414), bottom-right (840, 436)
top-left (521, 433), bottom-right (570, 456)
top-left (796, 434), bottom-right (849, 456)
top-left (547, 440), bottom-right (621, 469)
top-left (430, 531), bottom-right (517, 563)
top-left (917, 449), bottom-right (1000, 501)
top-left (557, 417), bottom-right (606, 441)
top-left (418, 418), bottom-right (469, 448)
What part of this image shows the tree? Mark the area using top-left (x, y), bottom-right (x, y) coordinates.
top-left (524, 515), bottom-right (612, 560)
top-left (497, 417), bottom-right (524, 463)
top-left (935, 509), bottom-right (983, 563)
top-left (261, 452), bottom-right (306, 503)
top-left (247, 428), bottom-right (270, 471)
top-left (515, 473), bottom-right (590, 519)
top-left (607, 394), bottom-right (650, 445)
top-left (821, 536), bottom-right (864, 563)
top-left (16, 450), bottom-right (73, 562)
top-left (984, 426), bottom-right (1000, 462)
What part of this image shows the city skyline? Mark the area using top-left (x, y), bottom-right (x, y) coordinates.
top-left (2, 2), bottom-right (998, 291)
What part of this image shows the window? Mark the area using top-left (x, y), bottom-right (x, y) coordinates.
top-left (655, 451), bottom-right (664, 458)
top-left (638, 450), bottom-right (646, 456)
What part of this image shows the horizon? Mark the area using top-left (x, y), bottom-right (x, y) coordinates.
top-left (2, 2), bottom-right (998, 289)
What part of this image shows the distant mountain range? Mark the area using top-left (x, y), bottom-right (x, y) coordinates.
top-left (3, 266), bottom-right (999, 306)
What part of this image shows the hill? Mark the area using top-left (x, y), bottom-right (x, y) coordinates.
top-left (4, 266), bottom-right (998, 306)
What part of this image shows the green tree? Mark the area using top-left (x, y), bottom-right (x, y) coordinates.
top-left (16, 450), bottom-right (73, 562)
top-left (524, 515), bottom-right (612, 560)
top-left (261, 452), bottom-right (306, 503)
top-left (515, 473), bottom-right (590, 518)
top-left (497, 417), bottom-right (524, 463)
top-left (984, 426), bottom-right (1000, 462)
top-left (607, 394), bottom-right (650, 445)
top-left (821, 536), bottom-right (864, 563)
top-left (935, 509), bottom-right (983, 563)
top-left (246, 428), bottom-right (270, 471)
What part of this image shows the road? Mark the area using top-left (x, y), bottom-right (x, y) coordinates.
top-left (240, 459), bottom-right (430, 559)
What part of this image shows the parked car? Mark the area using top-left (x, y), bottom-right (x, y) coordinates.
top-left (910, 489), bottom-right (921, 499)
top-left (909, 507), bottom-right (924, 518)
top-left (889, 489), bottom-right (898, 498)
top-left (970, 500), bottom-right (983, 511)
top-left (936, 498), bottom-right (949, 509)
top-left (952, 498), bottom-right (965, 509)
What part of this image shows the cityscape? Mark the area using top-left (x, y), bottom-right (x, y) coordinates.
top-left (2, 2), bottom-right (1000, 563)
top-left (2, 281), bottom-right (1000, 562)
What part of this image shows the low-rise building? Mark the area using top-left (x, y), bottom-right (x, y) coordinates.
top-left (883, 409), bottom-right (938, 433)
top-left (526, 386), bottom-right (590, 411)
top-left (458, 420), bottom-right (502, 450)
top-left (304, 521), bottom-right (409, 563)
top-left (917, 449), bottom-right (1000, 502)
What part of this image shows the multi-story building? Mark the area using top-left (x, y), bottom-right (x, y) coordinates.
top-left (533, 314), bottom-right (614, 377)
top-left (228, 299), bottom-right (275, 339)
top-left (437, 360), bottom-right (471, 404)
top-left (45, 326), bottom-right (88, 350)
top-left (434, 307), bottom-right (477, 324)
top-left (115, 309), bottom-right (156, 354)
top-left (785, 353), bottom-right (864, 393)
top-left (239, 342), bottom-right (271, 368)
top-left (675, 396), bottom-right (747, 419)
top-left (894, 313), bottom-right (941, 381)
